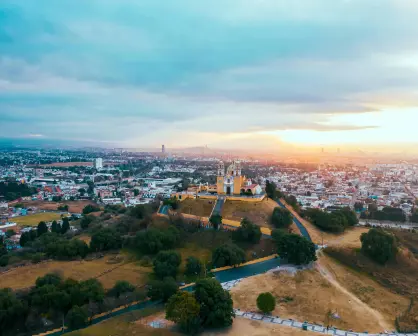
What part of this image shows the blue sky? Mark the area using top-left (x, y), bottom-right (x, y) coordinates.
top-left (1, 0), bottom-right (418, 150)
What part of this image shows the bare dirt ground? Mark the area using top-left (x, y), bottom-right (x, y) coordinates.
top-left (178, 198), bottom-right (215, 217)
top-left (22, 200), bottom-right (98, 213)
top-left (0, 255), bottom-right (151, 289)
top-left (204, 318), bottom-right (318, 336)
top-left (230, 254), bottom-right (406, 333)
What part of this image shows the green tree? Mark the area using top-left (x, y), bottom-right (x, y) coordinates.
top-left (233, 218), bottom-right (261, 244)
top-left (209, 214), bottom-right (222, 230)
top-left (0, 288), bottom-right (28, 332)
top-left (82, 204), bottom-right (100, 214)
top-left (66, 305), bottom-right (88, 330)
top-left (90, 228), bottom-right (122, 252)
top-left (147, 277), bottom-right (178, 302)
top-left (256, 292), bottom-right (276, 314)
top-left (37, 221), bottom-right (48, 236)
top-left (271, 207), bottom-right (293, 229)
top-left (135, 227), bottom-right (180, 254)
top-left (212, 243), bottom-right (246, 268)
top-left (273, 231), bottom-right (316, 265)
top-left (80, 215), bottom-right (93, 230)
top-left (19, 231), bottom-right (31, 247)
top-left (110, 280), bottom-right (135, 298)
top-left (61, 217), bottom-right (70, 234)
top-left (194, 278), bottom-right (234, 328)
top-left (265, 180), bottom-right (277, 199)
top-left (166, 291), bottom-right (201, 334)
top-left (51, 220), bottom-right (61, 233)
top-left (185, 256), bottom-right (203, 277)
top-left (153, 251), bottom-right (181, 279)
top-left (360, 228), bottom-right (397, 264)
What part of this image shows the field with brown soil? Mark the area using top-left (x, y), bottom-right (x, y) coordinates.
top-left (222, 199), bottom-right (278, 228)
top-left (178, 198), bottom-right (215, 217)
top-left (22, 200), bottom-right (98, 213)
top-left (230, 254), bottom-right (407, 333)
top-left (0, 254), bottom-right (151, 290)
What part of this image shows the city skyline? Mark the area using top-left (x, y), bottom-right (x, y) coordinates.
top-left (1, 1), bottom-right (418, 152)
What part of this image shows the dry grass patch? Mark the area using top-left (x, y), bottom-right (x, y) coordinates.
top-left (221, 199), bottom-right (278, 228)
top-left (12, 212), bottom-right (63, 227)
top-left (231, 263), bottom-right (399, 333)
top-left (327, 227), bottom-right (369, 248)
top-left (0, 255), bottom-right (151, 290)
top-left (178, 198), bottom-right (215, 217)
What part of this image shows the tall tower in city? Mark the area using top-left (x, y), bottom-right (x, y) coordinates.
top-left (162, 145), bottom-right (165, 154)
top-left (94, 158), bottom-right (103, 170)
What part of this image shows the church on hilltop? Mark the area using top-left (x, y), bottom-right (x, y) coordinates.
top-left (216, 161), bottom-right (262, 195)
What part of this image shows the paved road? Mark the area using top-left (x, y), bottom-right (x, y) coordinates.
top-left (276, 199), bottom-right (312, 241)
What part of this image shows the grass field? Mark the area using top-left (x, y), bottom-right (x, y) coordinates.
top-left (0, 254), bottom-right (151, 290)
top-left (221, 198), bottom-right (277, 228)
top-left (178, 198), bottom-right (215, 217)
top-left (12, 212), bottom-right (63, 226)
top-left (67, 306), bottom-right (176, 336)
top-left (231, 254), bottom-right (407, 333)
top-left (324, 244), bottom-right (418, 331)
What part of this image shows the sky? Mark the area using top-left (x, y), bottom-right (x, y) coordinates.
top-left (1, 0), bottom-right (418, 152)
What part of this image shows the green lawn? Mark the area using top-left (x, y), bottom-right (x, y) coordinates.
top-left (12, 212), bottom-right (64, 226)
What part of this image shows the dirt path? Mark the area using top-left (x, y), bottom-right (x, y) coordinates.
top-left (316, 252), bottom-right (392, 332)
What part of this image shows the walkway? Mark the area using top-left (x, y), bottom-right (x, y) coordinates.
top-left (158, 204), bottom-right (169, 215)
top-left (234, 310), bottom-right (406, 336)
top-left (276, 199), bottom-right (312, 241)
top-left (211, 196), bottom-right (225, 217)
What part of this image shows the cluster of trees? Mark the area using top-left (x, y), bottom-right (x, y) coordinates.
top-left (0, 181), bottom-right (36, 201)
top-left (233, 218), bottom-right (261, 244)
top-left (360, 228), bottom-right (398, 264)
top-left (271, 207), bottom-right (293, 229)
top-left (303, 207), bottom-right (358, 233)
top-left (165, 278), bottom-right (235, 334)
top-left (272, 229), bottom-right (316, 265)
top-left (212, 243), bottom-right (246, 268)
top-left (0, 236), bottom-right (8, 266)
top-left (20, 218), bottom-right (71, 247)
top-left (360, 206), bottom-right (406, 222)
top-left (17, 227), bottom-right (122, 264)
top-left (0, 273), bottom-right (141, 334)
top-left (134, 226), bottom-right (180, 254)
top-left (82, 204), bottom-right (101, 215)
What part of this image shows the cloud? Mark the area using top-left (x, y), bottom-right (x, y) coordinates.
top-left (1, 0), bottom-right (418, 147)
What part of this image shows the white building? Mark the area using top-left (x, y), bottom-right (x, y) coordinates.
top-left (95, 158), bottom-right (103, 170)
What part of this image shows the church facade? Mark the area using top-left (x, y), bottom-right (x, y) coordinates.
top-left (216, 161), bottom-right (262, 195)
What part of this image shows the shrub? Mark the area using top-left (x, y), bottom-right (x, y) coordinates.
top-left (271, 207), bottom-right (292, 229)
top-left (360, 228), bottom-right (397, 264)
top-left (212, 243), bottom-right (245, 268)
top-left (257, 292), bottom-right (276, 314)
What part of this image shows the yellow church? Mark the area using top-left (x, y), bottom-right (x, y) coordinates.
top-left (216, 161), bottom-right (262, 195)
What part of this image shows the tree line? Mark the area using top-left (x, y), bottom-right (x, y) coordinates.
top-left (0, 273), bottom-right (143, 335)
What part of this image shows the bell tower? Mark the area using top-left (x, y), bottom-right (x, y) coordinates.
top-left (217, 161), bottom-right (225, 194)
